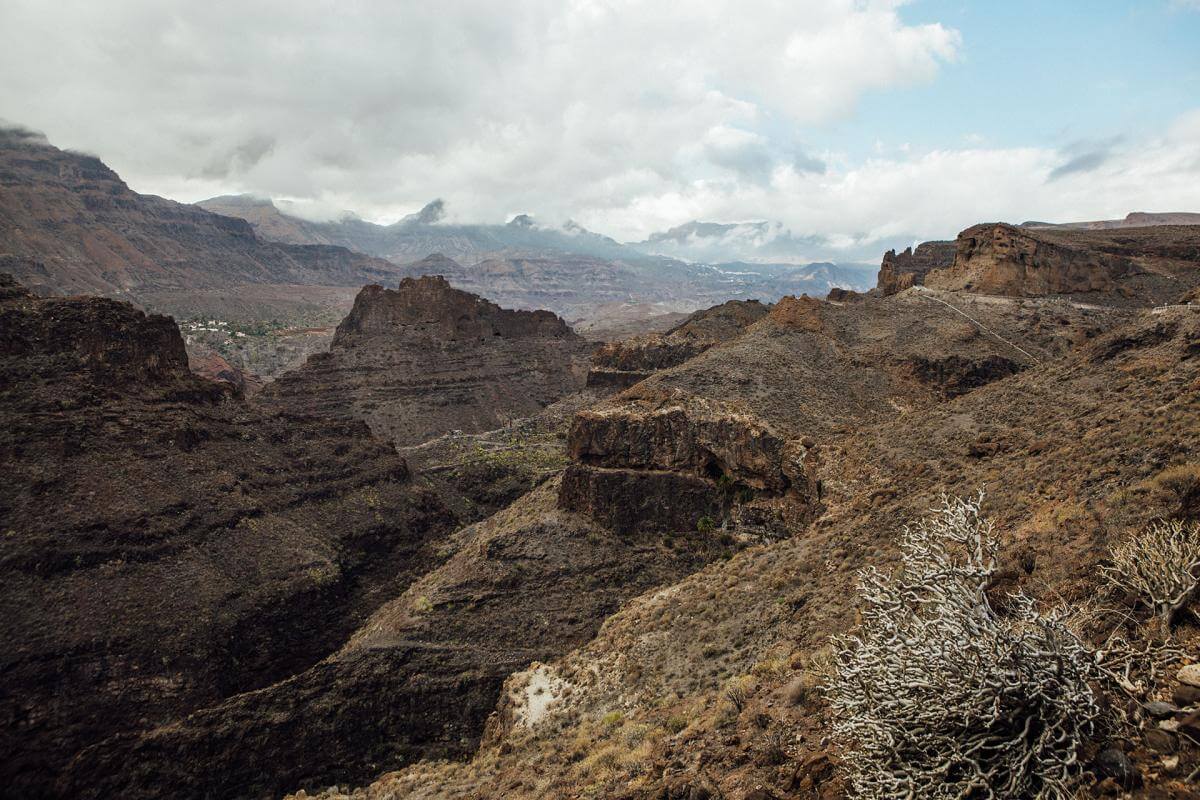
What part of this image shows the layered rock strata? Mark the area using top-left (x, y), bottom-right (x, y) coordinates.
top-left (257, 276), bottom-right (593, 447)
top-left (0, 275), bottom-right (456, 797)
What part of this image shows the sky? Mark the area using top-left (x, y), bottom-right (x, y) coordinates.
top-left (2, 0), bottom-right (1199, 260)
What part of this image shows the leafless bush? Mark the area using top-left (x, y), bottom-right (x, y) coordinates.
top-left (829, 494), bottom-right (1106, 800)
top-left (1103, 519), bottom-right (1200, 637)
top-left (724, 683), bottom-right (747, 713)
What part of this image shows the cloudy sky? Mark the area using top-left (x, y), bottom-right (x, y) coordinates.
top-left (2, 0), bottom-right (1199, 258)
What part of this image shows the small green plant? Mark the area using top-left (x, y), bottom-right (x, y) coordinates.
top-left (601, 710), bottom-right (624, 727)
top-left (697, 515), bottom-right (716, 533)
top-left (412, 595), bottom-right (433, 614)
top-left (664, 714), bottom-right (688, 734)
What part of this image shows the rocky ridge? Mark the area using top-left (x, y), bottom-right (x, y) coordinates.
top-left (587, 299), bottom-right (770, 388)
top-left (315, 233), bottom-right (1200, 800)
top-left (0, 275), bottom-right (457, 798)
top-left (257, 275), bottom-right (593, 447)
top-left (875, 240), bottom-right (956, 296)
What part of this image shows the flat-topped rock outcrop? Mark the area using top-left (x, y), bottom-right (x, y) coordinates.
top-left (925, 222), bottom-right (1200, 303)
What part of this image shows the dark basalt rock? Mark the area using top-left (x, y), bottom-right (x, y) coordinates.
top-left (257, 277), bottom-right (593, 447)
top-left (0, 277), bottom-right (456, 798)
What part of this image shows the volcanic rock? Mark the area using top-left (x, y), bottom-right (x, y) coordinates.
top-left (257, 275), bottom-right (593, 447)
top-left (925, 222), bottom-right (1200, 303)
top-left (0, 276), bottom-right (455, 797)
top-left (587, 299), bottom-right (769, 388)
top-left (876, 240), bottom-right (956, 296)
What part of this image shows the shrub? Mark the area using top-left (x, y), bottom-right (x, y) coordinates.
top-left (697, 515), bottom-right (716, 533)
top-left (829, 495), bottom-right (1105, 800)
top-left (1103, 519), bottom-right (1200, 637)
top-left (663, 714), bottom-right (688, 734)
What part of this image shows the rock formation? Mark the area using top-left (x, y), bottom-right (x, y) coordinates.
top-left (924, 222), bottom-right (1200, 303)
top-left (586, 299), bottom-right (769, 388)
top-left (0, 128), bottom-right (402, 316)
top-left (257, 276), bottom-right (593, 447)
top-left (0, 275), bottom-right (455, 797)
top-left (187, 348), bottom-right (265, 395)
top-left (320, 270), bottom-right (1200, 800)
top-left (875, 240), bottom-right (956, 295)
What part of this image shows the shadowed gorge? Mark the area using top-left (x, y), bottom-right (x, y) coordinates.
top-left (5, 7), bottom-right (1200, 796)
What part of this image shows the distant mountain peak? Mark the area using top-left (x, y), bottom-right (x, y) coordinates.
top-left (200, 193), bottom-right (278, 210)
top-left (397, 199), bottom-right (446, 226)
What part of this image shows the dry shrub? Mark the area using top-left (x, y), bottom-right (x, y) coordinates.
top-left (829, 495), bottom-right (1105, 800)
top-left (1103, 519), bottom-right (1200, 636)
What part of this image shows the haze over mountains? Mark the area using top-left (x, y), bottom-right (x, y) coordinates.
top-left (196, 193), bottom-right (878, 319)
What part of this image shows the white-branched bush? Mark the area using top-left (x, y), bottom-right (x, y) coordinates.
top-left (1103, 519), bottom-right (1200, 637)
top-left (829, 495), bottom-right (1106, 800)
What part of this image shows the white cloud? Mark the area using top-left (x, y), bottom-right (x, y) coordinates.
top-left (0, 1), bottom-right (957, 230)
top-left (1, 1), bottom-right (1197, 257)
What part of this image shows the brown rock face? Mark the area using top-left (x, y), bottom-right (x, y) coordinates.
top-left (926, 223), bottom-right (1134, 296)
top-left (568, 393), bottom-right (799, 492)
top-left (0, 129), bottom-right (403, 300)
top-left (0, 277), bottom-right (456, 798)
top-left (0, 274), bottom-right (190, 385)
top-left (876, 240), bottom-right (956, 296)
top-left (187, 349), bottom-right (265, 395)
top-left (559, 464), bottom-right (721, 534)
top-left (924, 222), bottom-right (1200, 303)
top-left (258, 275), bottom-right (592, 447)
top-left (586, 299), bottom-right (768, 388)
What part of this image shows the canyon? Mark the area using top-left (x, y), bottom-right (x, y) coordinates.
top-left (3, 128), bottom-right (1200, 800)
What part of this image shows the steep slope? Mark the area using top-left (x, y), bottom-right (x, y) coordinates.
top-left (588, 298), bottom-right (771, 387)
top-left (0, 275), bottom-right (456, 797)
top-left (59, 478), bottom-right (736, 799)
top-left (328, 298), bottom-right (1200, 800)
top-left (256, 275), bottom-right (593, 447)
top-left (0, 129), bottom-right (402, 311)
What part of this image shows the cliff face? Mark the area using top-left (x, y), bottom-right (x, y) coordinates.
top-left (0, 276), bottom-right (456, 798)
top-left (924, 222), bottom-right (1200, 303)
top-left (258, 276), bottom-right (593, 447)
top-left (926, 223), bottom-right (1134, 296)
top-left (876, 240), bottom-right (956, 295)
